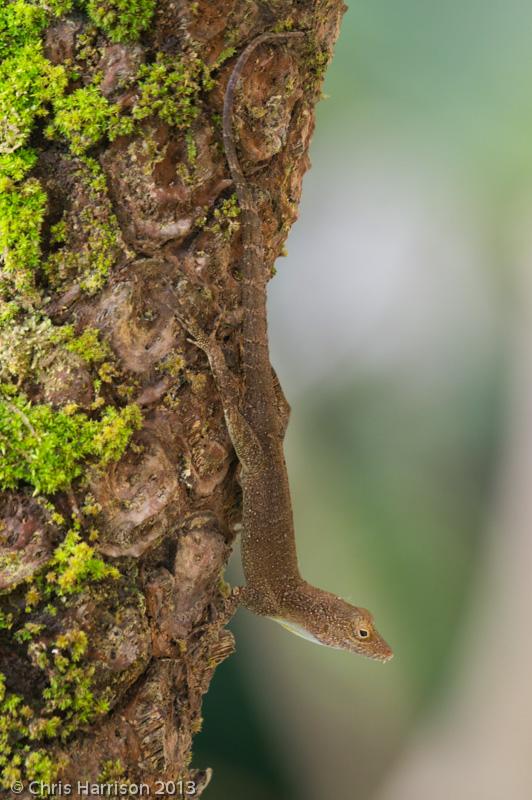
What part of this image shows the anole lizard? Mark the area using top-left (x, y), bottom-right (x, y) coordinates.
top-left (180, 32), bottom-right (393, 662)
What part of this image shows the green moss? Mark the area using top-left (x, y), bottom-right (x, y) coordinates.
top-left (41, 629), bottom-right (110, 733)
top-left (0, 148), bottom-right (37, 190)
top-left (86, 0), bottom-right (156, 43)
top-left (0, 10), bottom-right (223, 307)
top-left (43, 529), bottom-right (119, 597)
top-left (0, 674), bottom-right (32, 786)
top-left (79, 211), bottom-right (123, 293)
top-left (0, 527), bottom-right (121, 787)
top-left (214, 46), bottom-right (236, 68)
top-left (0, 625), bottom-right (109, 789)
top-left (0, 395), bottom-right (94, 493)
top-left (13, 622), bottom-right (44, 644)
top-left (0, 10), bottom-right (134, 305)
top-left (47, 85), bottom-right (111, 155)
top-left (185, 130), bottom-right (197, 165)
top-left (65, 326), bottom-right (112, 365)
top-left (81, 493), bottom-right (102, 516)
top-left (0, 40), bottom-right (58, 299)
top-left (0, 19), bottom-right (69, 302)
top-left (47, 84), bottom-right (132, 156)
top-left (0, 392), bottom-right (142, 494)
top-left (272, 17), bottom-right (295, 33)
top-left (132, 52), bottom-right (211, 129)
top-left (303, 41), bottom-right (331, 94)
top-left (81, 154), bottom-right (108, 192)
top-left (38, 0), bottom-right (74, 14)
top-left (44, 162), bottom-right (124, 295)
top-left (0, 313), bottom-right (71, 383)
top-left (25, 584), bottom-right (41, 611)
top-left (159, 351), bottom-right (185, 376)
top-left (49, 218), bottom-right (67, 245)
top-left (0, 610), bottom-right (13, 630)
top-left (24, 750), bottom-right (58, 785)
top-left (98, 759), bottom-right (126, 783)
top-left (0, 41), bottom-right (67, 153)
top-left (0, 300), bottom-right (20, 328)
top-left (0, 1), bottom-right (47, 61)
top-left (210, 193), bottom-right (240, 238)
top-left (0, 178), bottom-right (47, 294)
top-left (92, 403), bottom-right (142, 465)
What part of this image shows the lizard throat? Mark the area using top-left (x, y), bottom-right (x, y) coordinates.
top-left (269, 617), bottom-right (327, 647)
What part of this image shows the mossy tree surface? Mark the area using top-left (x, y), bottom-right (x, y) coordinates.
top-left (0, 0), bottom-right (345, 794)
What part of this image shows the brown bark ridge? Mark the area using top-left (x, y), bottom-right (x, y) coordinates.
top-left (0, 0), bottom-right (345, 795)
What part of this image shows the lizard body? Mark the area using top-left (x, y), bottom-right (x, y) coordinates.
top-left (181, 33), bottom-right (392, 662)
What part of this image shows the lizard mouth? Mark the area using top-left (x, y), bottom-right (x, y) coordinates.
top-left (378, 648), bottom-right (394, 663)
top-left (349, 633), bottom-right (393, 662)
top-left (370, 639), bottom-right (394, 663)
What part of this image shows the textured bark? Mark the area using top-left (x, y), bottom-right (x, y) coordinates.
top-left (0, 0), bottom-right (345, 795)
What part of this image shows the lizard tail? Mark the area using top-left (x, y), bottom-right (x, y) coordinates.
top-left (222, 31), bottom-right (304, 215)
top-left (221, 30), bottom-right (304, 437)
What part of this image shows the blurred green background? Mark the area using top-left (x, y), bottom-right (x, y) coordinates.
top-left (196, 3), bottom-right (532, 797)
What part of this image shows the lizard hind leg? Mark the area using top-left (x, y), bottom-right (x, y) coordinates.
top-left (177, 314), bottom-right (266, 473)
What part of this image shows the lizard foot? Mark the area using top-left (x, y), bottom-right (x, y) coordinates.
top-left (176, 313), bottom-right (237, 394)
top-left (176, 312), bottom-right (221, 353)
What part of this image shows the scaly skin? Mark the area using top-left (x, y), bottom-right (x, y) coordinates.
top-left (180, 33), bottom-right (392, 662)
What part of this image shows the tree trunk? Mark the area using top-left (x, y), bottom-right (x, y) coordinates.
top-left (0, 1), bottom-right (345, 795)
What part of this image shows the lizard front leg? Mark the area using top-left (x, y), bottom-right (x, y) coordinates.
top-left (177, 315), bottom-right (266, 475)
top-left (178, 315), bottom-right (282, 616)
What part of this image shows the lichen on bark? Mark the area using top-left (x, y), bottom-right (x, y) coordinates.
top-left (0, 0), bottom-right (346, 793)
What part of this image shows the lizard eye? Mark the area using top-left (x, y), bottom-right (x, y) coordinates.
top-left (357, 628), bottom-right (370, 639)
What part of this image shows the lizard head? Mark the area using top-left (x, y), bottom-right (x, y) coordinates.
top-left (272, 586), bottom-right (393, 662)
top-left (336, 603), bottom-right (393, 662)
top-left (313, 599), bottom-right (393, 661)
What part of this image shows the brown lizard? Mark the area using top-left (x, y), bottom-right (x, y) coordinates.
top-left (180, 32), bottom-right (393, 662)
